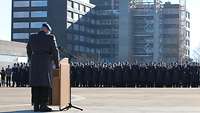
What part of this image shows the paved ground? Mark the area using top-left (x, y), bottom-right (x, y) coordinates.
top-left (0, 88), bottom-right (200, 113)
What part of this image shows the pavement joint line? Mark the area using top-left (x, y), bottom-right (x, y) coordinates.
top-left (0, 95), bottom-right (85, 109)
top-left (0, 104), bottom-right (30, 108)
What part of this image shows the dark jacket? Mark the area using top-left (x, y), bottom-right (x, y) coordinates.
top-left (26, 31), bottom-right (59, 87)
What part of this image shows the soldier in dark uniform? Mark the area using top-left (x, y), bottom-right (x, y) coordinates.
top-left (12, 63), bottom-right (18, 87)
top-left (26, 23), bottom-right (59, 112)
top-left (193, 64), bottom-right (199, 87)
top-left (76, 64), bottom-right (84, 87)
top-left (114, 64), bottom-right (121, 87)
top-left (20, 63), bottom-right (27, 87)
top-left (18, 63), bottom-right (24, 87)
top-left (155, 64), bottom-right (163, 87)
top-left (15, 63), bottom-right (21, 87)
top-left (5, 65), bottom-right (12, 87)
top-left (98, 64), bottom-right (105, 87)
top-left (24, 63), bottom-right (30, 87)
top-left (182, 64), bottom-right (189, 87)
top-left (172, 64), bottom-right (179, 87)
top-left (164, 65), bottom-right (172, 87)
top-left (92, 64), bottom-right (99, 87)
top-left (0, 67), bottom-right (6, 87)
top-left (122, 63), bottom-right (130, 87)
top-left (147, 64), bottom-right (156, 87)
top-left (70, 63), bottom-right (76, 87)
top-left (107, 65), bottom-right (113, 87)
top-left (131, 64), bottom-right (140, 87)
top-left (139, 64), bottom-right (147, 87)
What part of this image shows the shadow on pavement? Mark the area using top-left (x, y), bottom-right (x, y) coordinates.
top-left (2, 110), bottom-right (62, 113)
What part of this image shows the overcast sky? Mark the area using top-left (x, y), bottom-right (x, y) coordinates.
top-left (0, 0), bottom-right (199, 57)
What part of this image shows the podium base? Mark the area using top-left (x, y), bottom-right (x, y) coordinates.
top-left (60, 103), bottom-right (83, 111)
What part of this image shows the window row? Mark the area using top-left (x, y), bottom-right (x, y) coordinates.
top-left (67, 34), bottom-right (95, 43)
top-left (13, 0), bottom-right (47, 7)
top-left (67, 0), bottom-right (91, 13)
top-left (67, 22), bottom-right (96, 34)
top-left (13, 33), bottom-right (29, 39)
top-left (73, 45), bottom-right (96, 53)
top-left (13, 22), bottom-right (47, 29)
top-left (13, 11), bottom-right (47, 18)
top-left (67, 11), bottom-right (95, 23)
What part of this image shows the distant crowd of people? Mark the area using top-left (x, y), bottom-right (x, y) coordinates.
top-left (1, 62), bottom-right (200, 88)
top-left (71, 62), bottom-right (200, 88)
top-left (0, 63), bottom-right (29, 87)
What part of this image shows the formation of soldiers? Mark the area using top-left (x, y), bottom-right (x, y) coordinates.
top-left (71, 62), bottom-right (200, 88)
top-left (0, 63), bottom-right (29, 87)
top-left (1, 62), bottom-right (200, 88)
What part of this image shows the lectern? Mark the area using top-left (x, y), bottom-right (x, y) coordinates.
top-left (51, 58), bottom-right (70, 110)
top-left (50, 58), bottom-right (83, 111)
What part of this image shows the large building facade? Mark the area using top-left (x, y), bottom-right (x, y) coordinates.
top-left (129, 0), bottom-right (190, 63)
top-left (12, 0), bottom-right (96, 61)
top-left (11, 0), bottom-right (190, 63)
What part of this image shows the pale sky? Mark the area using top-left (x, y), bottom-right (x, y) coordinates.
top-left (0, 0), bottom-right (199, 58)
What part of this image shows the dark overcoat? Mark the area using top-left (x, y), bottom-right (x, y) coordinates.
top-left (26, 31), bottom-right (59, 87)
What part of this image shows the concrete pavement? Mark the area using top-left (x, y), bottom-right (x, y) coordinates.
top-left (0, 88), bottom-right (200, 113)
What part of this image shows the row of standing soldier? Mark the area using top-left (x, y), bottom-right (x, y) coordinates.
top-left (1, 62), bottom-right (200, 88)
top-left (71, 62), bottom-right (200, 88)
top-left (0, 63), bottom-right (29, 87)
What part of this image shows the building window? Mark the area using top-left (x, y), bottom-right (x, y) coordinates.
top-left (80, 4), bottom-right (85, 12)
top-left (80, 46), bottom-right (85, 52)
top-left (13, 1), bottom-right (29, 7)
top-left (31, 1), bottom-right (47, 7)
top-left (67, 33), bottom-right (73, 40)
top-left (31, 11), bottom-right (47, 17)
top-left (67, 22), bottom-right (72, 29)
top-left (80, 36), bottom-right (84, 42)
top-left (80, 25), bottom-right (85, 32)
top-left (13, 33), bottom-right (29, 39)
top-left (73, 13), bottom-right (79, 21)
top-left (73, 34), bottom-right (79, 41)
top-left (31, 22), bottom-right (46, 28)
top-left (186, 12), bottom-right (190, 19)
top-left (67, 11), bottom-right (73, 19)
top-left (74, 2), bottom-right (79, 10)
top-left (186, 21), bottom-right (190, 28)
top-left (86, 7), bottom-right (90, 12)
top-left (67, 0), bottom-right (73, 8)
top-left (74, 45), bottom-right (79, 51)
top-left (13, 12), bottom-right (29, 18)
top-left (13, 22), bottom-right (29, 28)
top-left (186, 31), bottom-right (190, 37)
top-left (73, 24), bottom-right (79, 31)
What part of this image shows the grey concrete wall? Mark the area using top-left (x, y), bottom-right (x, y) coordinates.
top-left (0, 40), bottom-right (27, 68)
top-left (0, 40), bottom-right (26, 57)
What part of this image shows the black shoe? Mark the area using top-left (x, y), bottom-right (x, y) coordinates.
top-left (40, 105), bottom-right (52, 112)
top-left (34, 105), bottom-right (40, 112)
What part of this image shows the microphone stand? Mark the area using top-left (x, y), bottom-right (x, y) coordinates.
top-left (58, 47), bottom-right (83, 111)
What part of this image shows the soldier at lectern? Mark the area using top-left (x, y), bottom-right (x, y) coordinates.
top-left (26, 23), bottom-right (60, 112)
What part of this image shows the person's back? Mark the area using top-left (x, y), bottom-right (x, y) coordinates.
top-left (29, 32), bottom-right (53, 54)
top-left (28, 31), bottom-right (59, 87)
top-left (26, 23), bottom-right (59, 112)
